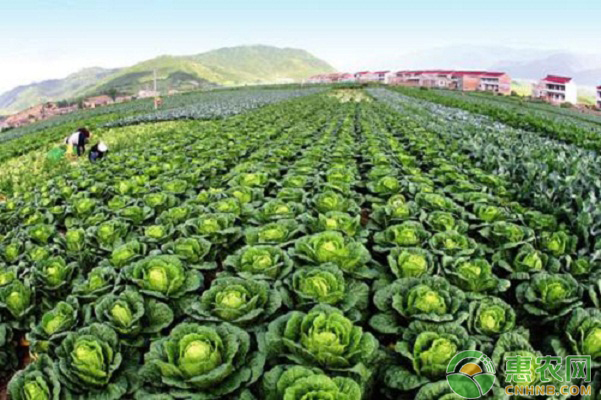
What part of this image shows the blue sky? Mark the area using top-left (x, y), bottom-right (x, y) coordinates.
top-left (1, 0), bottom-right (600, 93)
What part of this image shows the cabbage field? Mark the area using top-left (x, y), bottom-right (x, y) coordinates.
top-left (1, 87), bottom-right (601, 399)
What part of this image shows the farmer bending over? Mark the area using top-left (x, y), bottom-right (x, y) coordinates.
top-left (65, 127), bottom-right (91, 156)
top-left (89, 142), bottom-right (109, 162)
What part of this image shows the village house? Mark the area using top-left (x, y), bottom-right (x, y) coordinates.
top-left (306, 73), bottom-right (357, 84)
top-left (532, 75), bottom-right (578, 105)
top-left (83, 95), bottom-right (113, 109)
top-left (354, 71), bottom-right (375, 83)
top-left (372, 71), bottom-right (391, 83)
top-left (115, 95), bottom-right (133, 103)
top-left (3, 102), bottom-right (60, 128)
top-left (137, 89), bottom-right (160, 99)
top-left (339, 73), bottom-right (356, 83)
top-left (596, 85), bottom-right (601, 108)
top-left (389, 70), bottom-right (511, 94)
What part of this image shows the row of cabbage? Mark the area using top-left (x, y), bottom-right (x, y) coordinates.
top-left (369, 88), bottom-right (601, 261)
top-left (467, 91), bottom-right (601, 127)
top-left (0, 94), bottom-right (371, 399)
top-left (1, 89), bottom-right (601, 399)
top-left (394, 87), bottom-right (601, 151)
top-left (103, 88), bottom-right (324, 128)
top-left (0, 88), bottom-right (321, 167)
top-left (355, 101), bottom-right (601, 398)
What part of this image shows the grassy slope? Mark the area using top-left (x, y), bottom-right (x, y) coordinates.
top-left (0, 45), bottom-right (335, 115)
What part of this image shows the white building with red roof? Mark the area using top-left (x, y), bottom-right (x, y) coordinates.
top-left (372, 70), bottom-right (391, 83)
top-left (354, 71), bottom-right (375, 83)
top-left (533, 75), bottom-right (577, 105)
top-left (596, 85), bottom-right (601, 108)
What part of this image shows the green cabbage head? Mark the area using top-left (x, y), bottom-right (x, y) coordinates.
top-left (8, 355), bottom-right (61, 400)
top-left (187, 277), bottom-right (281, 328)
top-left (294, 231), bottom-right (372, 278)
top-left (468, 296), bottom-right (516, 337)
top-left (266, 305), bottom-right (378, 371)
top-left (262, 365), bottom-right (362, 400)
top-left (224, 245), bottom-right (293, 280)
top-left (125, 255), bottom-right (202, 299)
top-left (516, 272), bottom-right (582, 320)
top-left (371, 277), bottom-right (467, 334)
top-left (139, 322), bottom-right (264, 398)
top-left (55, 324), bottom-right (131, 397)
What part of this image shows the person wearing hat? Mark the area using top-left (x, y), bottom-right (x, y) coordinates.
top-left (88, 142), bottom-right (109, 162)
top-left (65, 127), bottom-right (91, 156)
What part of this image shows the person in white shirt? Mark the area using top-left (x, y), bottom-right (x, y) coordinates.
top-left (65, 127), bottom-right (91, 156)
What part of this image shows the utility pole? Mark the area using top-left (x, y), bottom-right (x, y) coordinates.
top-left (153, 69), bottom-right (158, 110)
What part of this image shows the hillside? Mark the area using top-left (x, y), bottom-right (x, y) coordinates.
top-left (0, 45), bottom-right (336, 115)
top-left (0, 67), bottom-right (119, 115)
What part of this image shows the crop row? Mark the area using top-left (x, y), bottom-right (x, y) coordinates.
top-left (394, 87), bottom-right (601, 151)
top-left (103, 88), bottom-right (324, 128)
top-left (0, 88), bottom-right (322, 169)
top-left (1, 90), bottom-right (600, 399)
top-left (369, 88), bottom-right (601, 258)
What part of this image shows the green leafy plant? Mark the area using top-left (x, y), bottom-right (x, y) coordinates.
top-left (467, 296), bottom-right (516, 338)
top-left (371, 277), bottom-right (467, 334)
top-left (124, 255), bottom-right (203, 301)
top-left (374, 221), bottom-right (430, 250)
top-left (515, 272), bottom-right (583, 321)
top-left (94, 290), bottom-right (173, 344)
top-left (161, 236), bottom-right (216, 269)
top-left (293, 231), bottom-right (373, 279)
top-left (29, 298), bottom-right (78, 354)
top-left (382, 321), bottom-right (475, 392)
top-left (106, 240), bottom-right (147, 268)
top-left (245, 219), bottom-right (302, 246)
top-left (266, 305), bottom-right (378, 379)
top-left (443, 257), bottom-right (509, 296)
top-left (138, 322), bottom-right (264, 398)
top-left (387, 248), bottom-right (436, 279)
top-left (224, 245), bottom-right (294, 280)
top-left (55, 323), bottom-right (139, 399)
top-left (186, 277), bottom-right (281, 328)
top-left (72, 266), bottom-right (121, 302)
top-left (262, 365), bottom-right (363, 400)
top-left (8, 354), bottom-right (61, 400)
top-left (287, 263), bottom-right (369, 320)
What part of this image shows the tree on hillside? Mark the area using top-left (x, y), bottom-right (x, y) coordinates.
top-left (106, 88), bottom-right (119, 101)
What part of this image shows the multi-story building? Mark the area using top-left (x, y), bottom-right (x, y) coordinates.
top-left (596, 85), bottom-right (601, 108)
top-left (389, 70), bottom-right (511, 94)
top-left (532, 75), bottom-right (578, 105)
top-left (83, 95), bottom-right (113, 109)
top-left (478, 72), bottom-right (512, 94)
top-left (372, 71), bottom-right (391, 83)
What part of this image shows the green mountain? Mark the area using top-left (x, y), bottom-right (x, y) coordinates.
top-left (0, 67), bottom-right (119, 115)
top-left (0, 45), bottom-right (335, 115)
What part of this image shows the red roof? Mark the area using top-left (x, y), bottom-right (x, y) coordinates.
top-left (452, 71), bottom-right (488, 77)
top-left (543, 75), bottom-right (572, 84)
top-left (355, 71), bottom-right (370, 75)
top-left (373, 70), bottom-right (390, 74)
top-left (394, 70), bottom-right (504, 77)
top-left (482, 72), bottom-right (505, 77)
